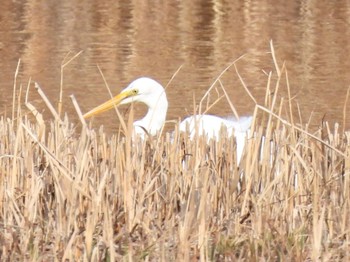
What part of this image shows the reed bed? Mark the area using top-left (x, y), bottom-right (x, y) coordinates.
top-left (1, 52), bottom-right (350, 261)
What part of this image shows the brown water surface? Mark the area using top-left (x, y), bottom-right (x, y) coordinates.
top-left (1, 1), bottom-right (350, 132)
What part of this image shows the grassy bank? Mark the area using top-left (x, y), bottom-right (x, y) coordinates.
top-left (1, 52), bottom-right (350, 261)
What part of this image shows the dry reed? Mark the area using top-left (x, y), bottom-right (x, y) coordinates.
top-left (1, 48), bottom-right (350, 261)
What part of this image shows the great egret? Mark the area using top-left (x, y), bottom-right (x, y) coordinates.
top-left (83, 77), bottom-right (252, 164)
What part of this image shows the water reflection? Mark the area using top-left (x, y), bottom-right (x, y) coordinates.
top-left (0, 0), bottom-right (350, 132)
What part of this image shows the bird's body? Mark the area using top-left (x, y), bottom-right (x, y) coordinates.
top-left (84, 77), bottom-right (252, 164)
top-left (179, 114), bottom-right (252, 139)
top-left (179, 115), bottom-right (252, 164)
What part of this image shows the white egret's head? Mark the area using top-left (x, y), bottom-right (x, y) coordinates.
top-left (84, 77), bottom-right (168, 119)
top-left (84, 77), bottom-right (168, 136)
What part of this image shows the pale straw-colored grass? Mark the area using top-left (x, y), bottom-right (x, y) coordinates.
top-left (1, 44), bottom-right (350, 261)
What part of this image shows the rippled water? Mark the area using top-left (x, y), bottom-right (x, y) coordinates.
top-left (1, 1), bottom-right (350, 131)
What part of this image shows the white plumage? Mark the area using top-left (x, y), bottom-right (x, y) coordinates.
top-left (179, 115), bottom-right (253, 164)
top-left (84, 77), bottom-right (252, 164)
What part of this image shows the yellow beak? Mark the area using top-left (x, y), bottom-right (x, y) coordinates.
top-left (83, 89), bottom-right (135, 119)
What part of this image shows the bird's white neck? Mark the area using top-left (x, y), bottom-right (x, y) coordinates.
top-left (133, 92), bottom-right (168, 136)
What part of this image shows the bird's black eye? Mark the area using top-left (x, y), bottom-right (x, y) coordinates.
top-left (132, 89), bottom-right (138, 95)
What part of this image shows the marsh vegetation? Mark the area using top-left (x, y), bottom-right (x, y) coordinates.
top-left (1, 49), bottom-right (349, 261)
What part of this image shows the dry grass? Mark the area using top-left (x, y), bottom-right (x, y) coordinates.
top-left (1, 47), bottom-right (350, 261)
